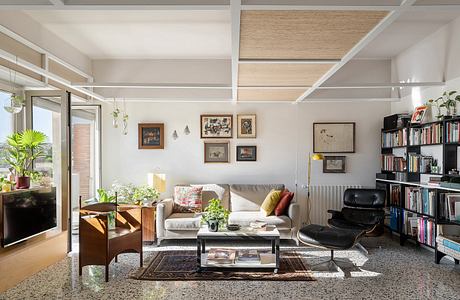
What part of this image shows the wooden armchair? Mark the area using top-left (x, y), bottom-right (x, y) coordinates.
top-left (79, 201), bottom-right (143, 282)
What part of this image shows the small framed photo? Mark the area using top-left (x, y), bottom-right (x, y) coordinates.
top-left (138, 123), bottom-right (164, 149)
top-left (313, 122), bottom-right (355, 153)
top-left (237, 114), bottom-right (256, 138)
top-left (411, 105), bottom-right (428, 124)
top-left (204, 141), bottom-right (230, 163)
top-left (323, 156), bottom-right (346, 173)
top-left (201, 114), bottom-right (233, 138)
top-left (236, 146), bottom-right (257, 162)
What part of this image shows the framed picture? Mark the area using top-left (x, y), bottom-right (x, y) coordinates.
top-left (236, 146), bottom-right (257, 161)
top-left (323, 156), bottom-right (346, 173)
top-left (237, 114), bottom-right (256, 138)
top-left (138, 123), bottom-right (164, 149)
top-left (204, 141), bottom-right (230, 163)
top-left (313, 122), bottom-right (355, 153)
top-left (411, 105), bottom-right (428, 124)
top-left (201, 114), bottom-right (233, 138)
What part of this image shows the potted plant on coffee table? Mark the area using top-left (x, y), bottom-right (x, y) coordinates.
top-left (201, 198), bottom-right (229, 232)
top-left (4, 129), bottom-right (47, 189)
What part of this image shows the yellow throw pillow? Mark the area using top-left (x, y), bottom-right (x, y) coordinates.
top-left (260, 189), bottom-right (282, 216)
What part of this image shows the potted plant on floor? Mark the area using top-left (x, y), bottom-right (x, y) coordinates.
top-left (4, 129), bottom-right (47, 189)
top-left (202, 198), bottom-right (229, 232)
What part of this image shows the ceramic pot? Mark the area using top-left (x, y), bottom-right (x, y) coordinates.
top-left (16, 176), bottom-right (30, 189)
top-left (207, 220), bottom-right (219, 232)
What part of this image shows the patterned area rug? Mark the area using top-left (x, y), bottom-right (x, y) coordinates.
top-left (131, 250), bottom-right (315, 281)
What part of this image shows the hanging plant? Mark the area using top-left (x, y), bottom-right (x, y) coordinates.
top-left (122, 113), bottom-right (129, 135)
top-left (111, 104), bottom-right (120, 128)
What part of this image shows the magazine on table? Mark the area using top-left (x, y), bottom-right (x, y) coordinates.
top-left (207, 248), bottom-right (236, 264)
top-left (237, 249), bottom-right (260, 263)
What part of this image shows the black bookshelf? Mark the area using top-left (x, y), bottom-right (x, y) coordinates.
top-left (378, 118), bottom-right (460, 264)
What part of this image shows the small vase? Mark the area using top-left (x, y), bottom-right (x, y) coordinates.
top-left (207, 220), bottom-right (219, 232)
top-left (450, 105), bottom-right (457, 117)
top-left (16, 176), bottom-right (30, 189)
top-left (112, 117), bottom-right (119, 128)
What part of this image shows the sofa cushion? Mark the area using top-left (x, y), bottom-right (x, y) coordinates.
top-left (190, 184), bottom-right (230, 210)
top-left (228, 211), bottom-right (292, 229)
top-left (230, 184), bottom-right (285, 212)
top-left (260, 189), bottom-right (282, 216)
top-left (173, 186), bottom-right (203, 213)
top-left (164, 213), bottom-right (201, 231)
top-left (274, 189), bottom-right (294, 216)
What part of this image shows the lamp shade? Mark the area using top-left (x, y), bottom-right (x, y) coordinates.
top-left (311, 153), bottom-right (324, 161)
top-left (148, 173), bottom-right (166, 193)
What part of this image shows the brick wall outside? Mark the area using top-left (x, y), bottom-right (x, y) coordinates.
top-left (73, 124), bottom-right (91, 200)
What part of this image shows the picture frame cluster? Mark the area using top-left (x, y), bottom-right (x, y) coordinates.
top-left (201, 114), bottom-right (257, 163)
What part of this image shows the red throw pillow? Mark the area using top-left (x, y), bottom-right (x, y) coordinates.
top-left (274, 190), bottom-right (294, 216)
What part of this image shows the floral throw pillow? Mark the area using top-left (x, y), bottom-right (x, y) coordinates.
top-left (173, 186), bottom-right (203, 213)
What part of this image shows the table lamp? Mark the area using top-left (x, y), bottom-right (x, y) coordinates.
top-left (147, 173), bottom-right (166, 193)
top-left (306, 153), bottom-right (324, 224)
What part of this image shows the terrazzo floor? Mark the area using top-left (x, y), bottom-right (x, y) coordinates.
top-left (1, 233), bottom-right (459, 300)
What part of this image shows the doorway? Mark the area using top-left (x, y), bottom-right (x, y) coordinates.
top-left (70, 105), bottom-right (102, 246)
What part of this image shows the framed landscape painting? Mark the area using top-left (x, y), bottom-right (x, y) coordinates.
top-left (323, 156), bottom-right (346, 173)
top-left (237, 114), bottom-right (256, 138)
top-left (201, 114), bottom-right (233, 138)
top-left (138, 123), bottom-right (164, 149)
top-left (236, 146), bottom-right (257, 161)
top-left (313, 122), bottom-right (355, 153)
top-left (204, 141), bottom-right (230, 163)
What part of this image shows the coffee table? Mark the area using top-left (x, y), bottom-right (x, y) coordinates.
top-left (196, 225), bottom-right (280, 273)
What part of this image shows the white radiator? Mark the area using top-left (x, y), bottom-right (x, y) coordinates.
top-left (309, 185), bottom-right (362, 226)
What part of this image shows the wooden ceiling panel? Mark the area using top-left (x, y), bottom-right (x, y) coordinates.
top-left (238, 89), bottom-right (305, 102)
top-left (238, 63), bottom-right (333, 86)
top-left (240, 10), bottom-right (388, 59)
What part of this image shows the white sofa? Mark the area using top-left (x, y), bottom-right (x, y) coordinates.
top-left (156, 184), bottom-right (300, 244)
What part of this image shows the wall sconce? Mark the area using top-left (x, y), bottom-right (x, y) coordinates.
top-left (184, 125), bottom-right (190, 135)
top-left (172, 130), bottom-right (178, 140)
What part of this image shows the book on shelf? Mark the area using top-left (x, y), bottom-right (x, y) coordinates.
top-left (402, 210), bottom-right (418, 236)
top-left (417, 217), bottom-right (436, 247)
top-left (437, 225), bottom-right (460, 260)
top-left (382, 128), bottom-right (407, 148)
top-left (381, 154), bottom-right (406, 172)
top-left (390, 184), bottom-right (401, 206)
top-left (207, 248), bottom-right (236, 265)
top-left (439, 194), bottom-right (460, 222)
top-left (407, 153), bottom-right (434, 173)
top-left (446, 121), bottom-right (460, 143)
top-left (408, 123), bottom-right (443, 146)
top-left (389, 206), bottom-right (400, 231)
top-left (237, 250), bottom-right (260, 263)
top-left (405, 187), bottom-right (435, 216)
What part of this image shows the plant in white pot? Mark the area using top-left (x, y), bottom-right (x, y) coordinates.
top-left (4, 129), bottom-right (47, 189)
top-left (201, 198), bottom-right (229, 232)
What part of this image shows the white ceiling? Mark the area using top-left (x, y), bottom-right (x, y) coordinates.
top-left (357, 10), bottom-right (460, 58)
top-left (24, 10), bottom-right (231, 59)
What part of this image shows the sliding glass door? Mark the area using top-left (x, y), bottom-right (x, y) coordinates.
top-left (70, 105), bottom-right (101, 236)
top-left (26, 90), bottom-right (71, 250)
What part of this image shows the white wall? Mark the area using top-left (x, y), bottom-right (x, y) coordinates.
top-left (391, 15), bottom-right (460, 115)
top-left (101, 101), bottom-right (390, 209)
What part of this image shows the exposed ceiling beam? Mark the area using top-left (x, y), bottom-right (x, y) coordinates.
top-left (305, 98), bottom-right (400, 103)
top-left (48, 0), bottom-right (65, 7)
top-left (0, 4), bottom-right (229, 10)
top-left (231, 0), bottom-right (241, 103)
top-left (241, 5), bottom-right (400, 11)
top-left (295, 0), bottom-right (418, 103)
top-left (0, 48), bottom-right (106, 102)
top-left (72, 82), bottom-right (232, 89)
top-left (317, 82), bottom-right (445, 89)
top-left (0, 25), bottom-right (93, 80)
top-left (239, 59), bottom-right (340, 64)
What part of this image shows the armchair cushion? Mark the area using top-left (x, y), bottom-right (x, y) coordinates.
top-left (164, 213), bottom-right (201, 230)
